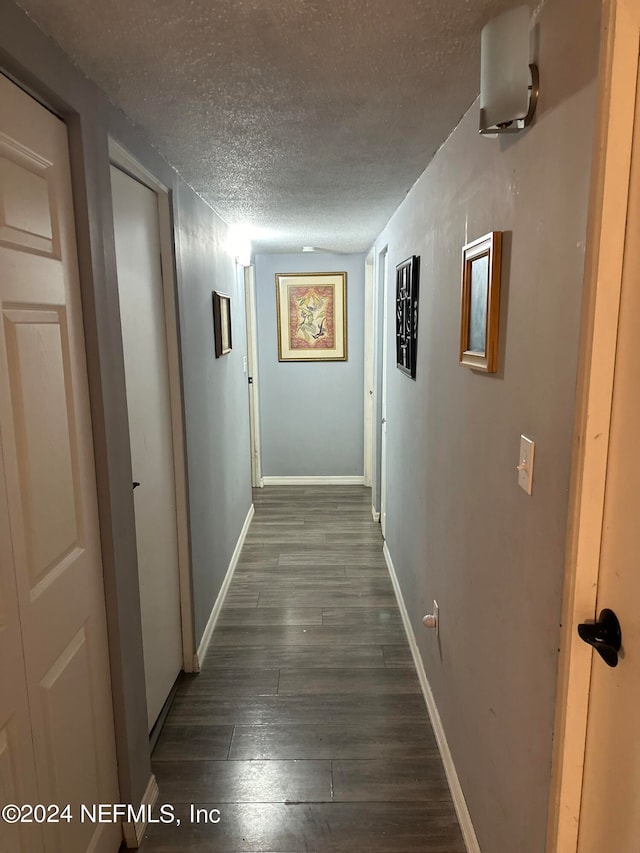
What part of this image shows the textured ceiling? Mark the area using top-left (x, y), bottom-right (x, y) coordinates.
top-left (18, 0), bottom-right (521, 253)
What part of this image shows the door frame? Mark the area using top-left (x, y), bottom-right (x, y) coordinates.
top-left (244, 264), bottom-right (263, 487)
top-left (379, 247), bottom-right (389, 538)
top-left (546, 1), bottom-right (638, 848)
top-left (363, 250), bottom-right (375, 487)
top-left (108, 139), bottom-right (196, 674)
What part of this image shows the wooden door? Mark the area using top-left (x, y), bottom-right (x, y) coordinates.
top-left (577, 20), bottom-right (640, 850)
top-left (110, 165), bottom-right (183, 731)
top-left (0, 75), bottom-right (120, 852)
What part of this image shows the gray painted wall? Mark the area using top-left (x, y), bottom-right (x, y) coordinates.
top-left (255, 252), bottom-right (366, 477)
top-left (0, 0), bottom-right (252, 806)
top-left (175, 208), bottom-right (253, 640)
top-left (373, 0), bottom-right (601, 850)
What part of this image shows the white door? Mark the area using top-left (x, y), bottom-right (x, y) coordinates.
top-left (111, 165), bottom-right (183, 731)
top-left (576, 21), bottom-right (640, 850)
top-left (380, 250), bottom-right (389, 538)
top-left (244, 265), bottom-right (262, 487)
top-left (363, 253), bottom-right (375, 488)
top-left (0, 74), bottom-right (120, 852)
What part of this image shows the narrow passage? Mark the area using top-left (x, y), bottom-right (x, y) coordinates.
top-left (141, 485), bottom-right (465, 852)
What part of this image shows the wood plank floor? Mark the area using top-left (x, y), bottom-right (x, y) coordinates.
top-left (140, 486), bottom-right (465, 852)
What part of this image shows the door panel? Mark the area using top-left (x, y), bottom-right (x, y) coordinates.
top-left (111, 165), bottom-right (183, 731)
top-left (0, 133), bottom-right (58, 256)
top-left (0, 74), bottom-right (120, 853)
top-left (0, 450), bottom-right (42, 853)
top-left (4, 309), bottom-right (81, 587)
top-left (0, 719), bottom-right (41, 853)
top-left (37, 628), bottom-right (102, 852)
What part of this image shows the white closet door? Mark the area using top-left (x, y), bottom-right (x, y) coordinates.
top-left (111, 165), bottom-right (183, 730)
top-left (0, 74), bottom-right (120, 853)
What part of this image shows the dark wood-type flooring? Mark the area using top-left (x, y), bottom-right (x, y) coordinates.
top-left (140, 486), bottom-right (465, 852)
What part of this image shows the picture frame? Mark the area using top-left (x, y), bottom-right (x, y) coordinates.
top-left (459, 232), bottom-right (502, 373)
top-left (275, 271), bottom-right (347, 362)
top-left (395, 255), bottom-right (420, 379)
top-left (212, 291), bottom-right (232, 357)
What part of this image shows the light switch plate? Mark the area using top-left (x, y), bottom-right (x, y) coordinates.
top-left (518, 435), bottom-right (535, 495)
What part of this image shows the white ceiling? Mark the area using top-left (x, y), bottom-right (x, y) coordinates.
top-left (18, 0), bottom-right (521, 254)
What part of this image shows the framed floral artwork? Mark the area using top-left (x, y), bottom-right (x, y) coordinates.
top-left (275, 272), bottom-right (347, 362)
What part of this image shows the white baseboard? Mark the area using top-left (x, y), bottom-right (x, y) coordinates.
top-left (195, 503), bottom-right (255, 668)
top-left (383, 542), bottom-right (481, 853)
top-left (122, 774), bottom-right (158, 848)
top-left (261, 475), bottom-right (365, 486)
top-left (371, 506), bottom-right (381, 522)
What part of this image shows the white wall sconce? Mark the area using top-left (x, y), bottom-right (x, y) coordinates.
top-left (228, 224), bottom-right (253, 267)
top-left (479, 5), bottom-right (539, 136)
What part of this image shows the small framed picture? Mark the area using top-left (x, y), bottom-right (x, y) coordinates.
top-left (459, 232), bottom-right (502, 372)
top-left (395, 255), bottom-right (420, 379)
top-left (212, 291), bottom-right (232, 357)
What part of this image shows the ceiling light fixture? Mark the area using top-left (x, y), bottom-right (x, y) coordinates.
top-left (479, 5), bottom-right (539, 137)
top-left (302, 246), bottom-right (315, 253)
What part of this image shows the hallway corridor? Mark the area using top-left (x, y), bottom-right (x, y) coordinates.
top-left (141, 486), bottom-right (465, 852)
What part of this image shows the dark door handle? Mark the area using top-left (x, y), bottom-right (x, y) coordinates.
top-left (133, 481), bottom-right (140, 490)
top-left (577, 608), bottom-right (622, 668)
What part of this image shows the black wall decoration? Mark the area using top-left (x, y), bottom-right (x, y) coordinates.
top-left (395, 255), bottom-right (420, 379)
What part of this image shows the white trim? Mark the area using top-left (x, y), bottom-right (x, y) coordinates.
top-left (379, 247), bottom-right (389, 537)
top-left (157, 188), bottom-right (195, 673)
top-left (261, 476), bottom-right (365, 486)
top-left (122, 773), bottom-right (159, 849)
top-left (371, 506), bottom-right (380, 522)
top-left (363, 250), bottom-right (375, 487)
top-left (108, 140), bottom-right (196, 674)
top-left (383, 542), bottom-right (480, 853)
top-left (195, 503), bottom-right (255, 667)
top-left (109, 140), bottom-right (168, 192)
